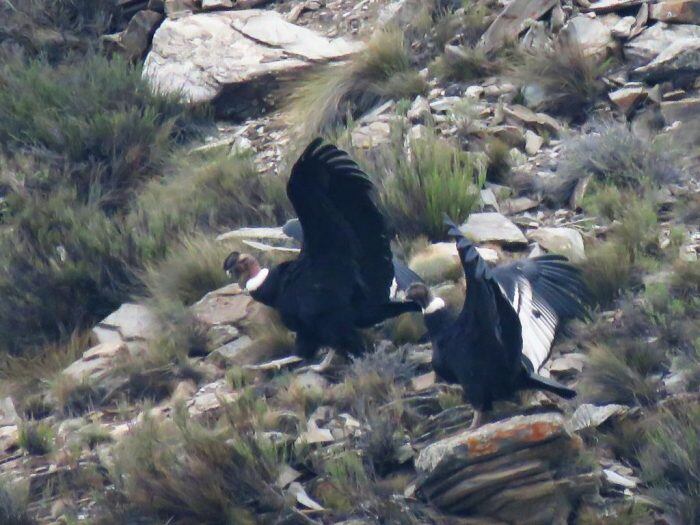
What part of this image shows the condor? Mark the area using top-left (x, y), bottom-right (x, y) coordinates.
top-left (224, 138), bottom-right (420, 359)
top-left (406, 217), bottom-right (589, 429)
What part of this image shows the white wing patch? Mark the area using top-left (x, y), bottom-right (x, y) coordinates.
top-left (508, 277), bottom-right (559, 372)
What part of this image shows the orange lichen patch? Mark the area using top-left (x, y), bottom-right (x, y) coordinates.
top-left (462, 420), bottom-right (563, 460)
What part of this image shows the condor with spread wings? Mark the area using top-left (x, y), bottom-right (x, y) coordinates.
top-left (224, 138), bottom-right (420, 358)
top-left (406, 217), bottom-right (589, 428)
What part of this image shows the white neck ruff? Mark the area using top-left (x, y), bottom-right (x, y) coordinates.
top-left (423, 297), bottom-right (446, 314)
top-left (246, 268), bottom-right (269, 291)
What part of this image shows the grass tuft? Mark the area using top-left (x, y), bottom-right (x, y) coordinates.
top-left (286, 27), bottom-right (426, 137)
top-left (0, 478), bottom-right (34, 525)
top-left (18, 421), bottom-right (54, 456)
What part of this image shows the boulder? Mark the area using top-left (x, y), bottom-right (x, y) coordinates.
top-left (461, 213), bottom-right (528, 245)
top-left (503, 104), bottom-right (563, 134)
top-left (92, 303), bottom-right (159, 345)
top-left (650, 0), bottom-right (700, 24)
top-left (350, 121), bottom-right (392, 149)
top-left (559, 15), bottom-right (614, 58)
top-left (62, 342), bottom-right (130, 384)
top-left (415, 413), bottom-right (599, 523)
top-left (584, 0), bottom-right (644, 13)
top-left (478, 0), bottom-right (558, 53)
top-left (143, 11), bottom-right (362, 110)
top-left (660, 97), bottom-right (700, 124)
top-left (570, 403), bottom-right (629, 431)
top-left (608, 84), bottom-right (647, 115)
top-left (120, 10), bottom-right (163, 59)
top-left (632, 37), bottom-right (700, 81)
top-left (527, 227), bottom-right (586, 262)
top-left (611, 16), bottom-right (636, 39)
top-left (624, 23), bottom-right (700, 68)
top-left (192, 284), bottom-right (254, 327)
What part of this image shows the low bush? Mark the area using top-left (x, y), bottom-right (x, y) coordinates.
top-left (0, 478), bottom-right (34, 525)
top-left (286, 27), bottom-right (426, 137)
top-left (18, 421), bottom-right (54, 455)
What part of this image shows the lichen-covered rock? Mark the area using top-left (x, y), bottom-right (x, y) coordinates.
top-left (461, 213), bottom-right (528, 245)
top-left (415, 413), bottom-right (599, 524)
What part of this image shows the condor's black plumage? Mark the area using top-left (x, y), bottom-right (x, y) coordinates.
top-left (282, 217), bottom-right (424, 296)
top-left (224, 138), bottom-right (420, 359)
top-left (406, 217), bottom-right (588, 428)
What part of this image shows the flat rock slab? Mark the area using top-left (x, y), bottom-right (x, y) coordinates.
top-left (62, 342), bottom-right (130, 383)
top-left (584, 0), bottom-right (643, 13)
top-left (632, 37), bottom-right (700, 81)
top-left (93, 303), bottom-right (159, 344)
top-left (624, 23), bottom-right (700, 67)
top-left (478, 0), bottom-right (557, 53)
top-left (144, 10), bottom-right (362, 104)
top-left (559, 15), bottom-right (614, 58)
top-left (660, 97), bottom-right (700, 124)
top-left (650, 0), bottom-right (700, 23)
top-left (461, 213), bottom-right (528, 245)
top-left (570, 403), bottom-right (629, 431)
top-left (192, 286), bottom-right (253, 326)
top-left (415, 413), bottom-right (596, 523)
top-left (416, 413), bottom-right (567, 474)
top-left (527, 227), bottom-right (585, 262)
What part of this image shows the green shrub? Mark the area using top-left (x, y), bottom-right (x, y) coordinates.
top-left (130, 150), bottom-right (290, 261)
top-left (0, 478), bottom-right (34, 525)
top-left (511, 44), bottom-right (611, 119)
top-left (286, 27), bottom-right (426, 137)
top-left (0, 0), bottom-right (117, 60)
top-left (106, 406), bottom-right (298, 523)
top-left (0, 54), bottom-right (200, 210)
top-left (547, 125), bottom-right (680, 206)
top-left (18, 421), bottom-right (54, 455)
top-left (639, 404), bottom-right (700, 524)
top-left (368, 129), bottom-right (484, 238)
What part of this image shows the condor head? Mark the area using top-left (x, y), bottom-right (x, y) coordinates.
top-left (223, 251), bottom-right (266, 291)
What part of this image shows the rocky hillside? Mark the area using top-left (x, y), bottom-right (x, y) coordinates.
top-left (0, 0), bottom-right (698, 523)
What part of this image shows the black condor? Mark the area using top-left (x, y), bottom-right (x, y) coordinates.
top-left (224, 138), bottom-right (420, 359)
top-left (406, 217), bottom-right (589, 428)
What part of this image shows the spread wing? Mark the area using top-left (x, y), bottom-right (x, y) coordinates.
top-left (491, 255), bottom-right (589, 372)
top-left (287, 138), bottom-right (394, 303)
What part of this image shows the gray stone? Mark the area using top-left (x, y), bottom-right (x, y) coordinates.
top-left (584, 0), bottom-right (643, 13)
top-left (611, 16), bottom-right (636, 38)
top-left (209, 336), bottom-right (253, 362)
top-left (660, 97), bottom-right (700, 124)
top-left (559, 15), bottom-right (614, 58)
top-left (527, 227), bottom-right (585, 262)
top-left (202, 0), bottom-right (233, 9)
top-left (624, 23), bottom-right (700, 68)
top-left (62, 342), bottom-right (130, 383)
top-left (192, 285), bottom-right (253, 327)
top-left (120, 10), bottom-right (163, 59)
top-left (479, 0), bottom-right (558, 53)
top-left (407, 95), bottom-right (431, 123)
top-left (461, 213), bottom-right (528, 245)
top-left (351, 121), bottom-right (392, 149)
top-left (609, 85), bottom-right (647, 115)
top-left (216, 226), bottom-right (290, 243)
top-left (144, 11), bottom-right (362, 104)
top-left (0, 397), bottom-right (19, 426)
top-left (650, 0), bottom-right (700, 24)
top-left (570, 403), bottom-right (629, 431)
top-left (524, 129), bottom-right (543, 155)
top-left (633, 37), bottom-right (700, 81)
top-left (94, 303), bottom-right (159, 343)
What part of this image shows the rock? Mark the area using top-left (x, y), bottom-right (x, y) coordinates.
top-left (611, 16), bottom-right (636, 39)
top-left (527, 227), bottom-right (585, 262)
top-left (465, 85), bottom-right (484, 99)
top-left (416, 413), bottom-right (598, 523)
top-left (192, 285), bottom-right (253, 327)
top-left (0, 425), bottom-right (18, 453)
top-left (609, 84), bottom-right (647, 115)
top-left (584, 0), bottom-right (643, 13)
top-left (503, 104), bottom-right (563, 135)
top-left (502, 196), bottom-right (540, 214)
top-left (188, 380), bottom-right (238, 419)
top-left (603, 467), bottom-right (639, 489)
top-left (412, 371), bottom-right (437, 391)
top-left (570, 403), bottom-right (629, 431)
top-left (407, 95), bottom-right (431, 123)
top-left (0, 397), bottom-right (19, 426)
top-left (624, 23), bottom-right (700, 68)
top-left (408, 243), bottom-right (462, 284)
top-left (524, 129), bottom-right (543, 155)
top-left (93, 303), bottom-right (159, 344)
top-left (209, 335), bottom-right (254, 362)
top-left (202, 0), bottom-right (233, 9)
top-left (351, 121), bottom-right (392, 148)
top-left (633, 38), bottom-right (700, 81)
top-left (650, 0), bottom-right (700, 24)
top-left (479, 0), bottom-right (558, 53)
top-left (62, 342), bottom-right (130, 383)
top-left (480, 187), bottom-right (500, 212)
top-left (378, 0), bottom-right (424, 27)
top-left (216, 226), bottom-right (290, 243)
top-left (120, 10), bottom-right (163, 59)
top-left (548, 353), bottom-right (588, 375)
top-left (522, 83), bottom-right (548, 110)
top-left (290, 372), bottom-right (329, 395)
top-left (559, 16), bottom-right (614, 58)
top-left (165, 0), bottom-right (197, 17)
top-left (660, 97), bottom-right (700, 124)
top-left (461, 213), bottom-right (528, 245)
top-left (144, 11), bottom-right (362, 107)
